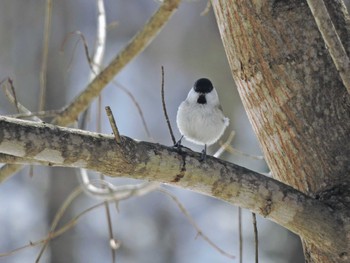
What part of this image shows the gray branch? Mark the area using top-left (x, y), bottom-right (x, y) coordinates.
top-left (0, 116), bottom-right (347, 254)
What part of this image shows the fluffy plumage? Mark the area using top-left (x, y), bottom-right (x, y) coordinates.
top-left (176, 78), bottom-right (229, 146)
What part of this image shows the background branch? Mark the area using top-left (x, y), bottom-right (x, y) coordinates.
top-left (53, 0), bottom-right (181, 126)
top-left (306, 0), bottom-right (350, 94)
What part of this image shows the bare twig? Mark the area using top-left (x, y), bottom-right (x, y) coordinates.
top-left (107, 21), bottom-right (119, 31)
top-left (225, 144), bottom-right (264, 160)
top-left (80, 171), bottom-right (160, 201)
top-left (91, 0), bottom-right (106, 80)
top-left (252, 212), bottom-right (259, 263)
top-left (9, 109), bottom-right (61, 119)
top-left (61, 37), bottom-right (82, 74)
top-left (0, 202), bottom-right (105, 258)
top-left (0, 241), bottom-right (38, 258)
top-left (200, 1), bottom-right (211, 16)
top-left (159, 189), bottom-right (235, 259)
top-left (36, 186), bottom-right (84, 262)
top-left (238, 207), bottom-right (243, 263)
top-left (161, 66), bottom-right (176, 145)
top-left (39, 0), bottom-right (52, 111)
top-left (1, 78), bottom-right (20, 113)
top-left (103, 197), bottom-right (117, 263)
top-left (53, 0), bottom-right (181, 126)
top-left (306, 0), bottom-right (350, 94)
top-left (7, 79), bottom-right (19, 113)
top-left (2, 79), bottom-right (42, 122)
top-left (61, 31), bottom-right (96, 74)
top-left (0, 164), bottom-right (23, 183)
top-left (105, 106), bottom-right (121, 143)
top-left (213, 130), bottom-right (235, 158)
top-left (113, 81), bottom-right (152, 140)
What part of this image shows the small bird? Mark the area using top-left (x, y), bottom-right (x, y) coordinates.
top-left (176, 78), bottom-right (229, 160)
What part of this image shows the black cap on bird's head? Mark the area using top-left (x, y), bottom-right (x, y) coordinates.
top-left (194, 78), bottom-right (213, 94)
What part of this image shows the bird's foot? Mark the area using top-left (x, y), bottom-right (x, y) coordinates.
top-left (200, 150), bottom-right (207, 162)
top-left (199, 145), bottom-right (207, 162)
top-left (174, 136), bottom-right (184, 152)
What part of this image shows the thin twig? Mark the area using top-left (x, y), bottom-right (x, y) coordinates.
top-left (161, 66), bottom-right (176, 144)
top-left (105, 106), bottom-right (121, 143)
top-left (61, 38), bottom-right (82, 74)
top-left (80, 170), bottom-right (160, 201)
top-left (0, 164), bottom-right (23, 184)
top-left (252, 212), bottom-right (259, 263)
top-left (9, 110), bottom-right (61, 119)
top-left (113, 81), bottom-right (152, 140)
top-left (8, 79), bottom-right (19, 113)
top-left (213, 130), bottom-right (235, 158)
top-left (61, 31), bottom-right (96, 75)
top-left (2, 79), bottom-right (42, 122)
top-left (225, 145), bottom-right (264, 160)
top-left (159, 189), bottom-right (235, 259)
top-left (238, 207), bottom-right (243, 263)
top-left (1, 78), bottom-right (20, 113)
top-left (200, 1), bottom-right (211, 16)
top-left (306, 0), bottom-right (350, 94)
top-left (39, 0), bottom-right (52, 111)
top-left (0, 201), bottom-right (106, 258)
top-left (36, 186), bottom-right (84, 262)
top-left (99, 173), bottom-right (117, 263)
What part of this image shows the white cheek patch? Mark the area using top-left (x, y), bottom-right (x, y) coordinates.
top-left (0, 140), bottom-right (26, 157)
top-left (34, 149), bottom-right (65, 164)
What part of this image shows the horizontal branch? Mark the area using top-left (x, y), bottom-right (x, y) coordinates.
top-left (0, 116), bottom-right (347, 254)
top-left (0, 0), bottom-right (181, 182)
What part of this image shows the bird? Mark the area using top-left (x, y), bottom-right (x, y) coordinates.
top-left (176, 78), bottom-right (229, 160)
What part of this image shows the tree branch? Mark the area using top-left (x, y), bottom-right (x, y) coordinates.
top-left (53, 0), bottom-right (181, 126)
top-left (306, 0), bottom-right (350, 94)
top-left (0, 116), bottom-right (347, 255)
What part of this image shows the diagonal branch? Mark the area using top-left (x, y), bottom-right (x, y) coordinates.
top-left (0, 116), bottom-right (348, 255)
top-left (306, 0), bottom-right (350, 94)
top-left (53, 0), bottom-right (181, 126)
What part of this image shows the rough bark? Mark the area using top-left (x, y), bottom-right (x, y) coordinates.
top-left (211, 0), bottom-right (350, 262)
top-left (0, 116), bottom-right (349, 258)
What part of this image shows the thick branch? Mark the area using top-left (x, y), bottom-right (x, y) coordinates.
top-left (0, 116), bottom-right (347, 255)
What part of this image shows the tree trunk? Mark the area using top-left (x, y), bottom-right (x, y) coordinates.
top-left (211, 0), bottom-right (350, 262)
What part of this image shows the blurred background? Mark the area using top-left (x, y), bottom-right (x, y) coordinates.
top-left (3, 0), bottom-right (346, 262)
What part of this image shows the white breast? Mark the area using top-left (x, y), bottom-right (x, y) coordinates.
top-left (176, 100), bottom-right (229, 146)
